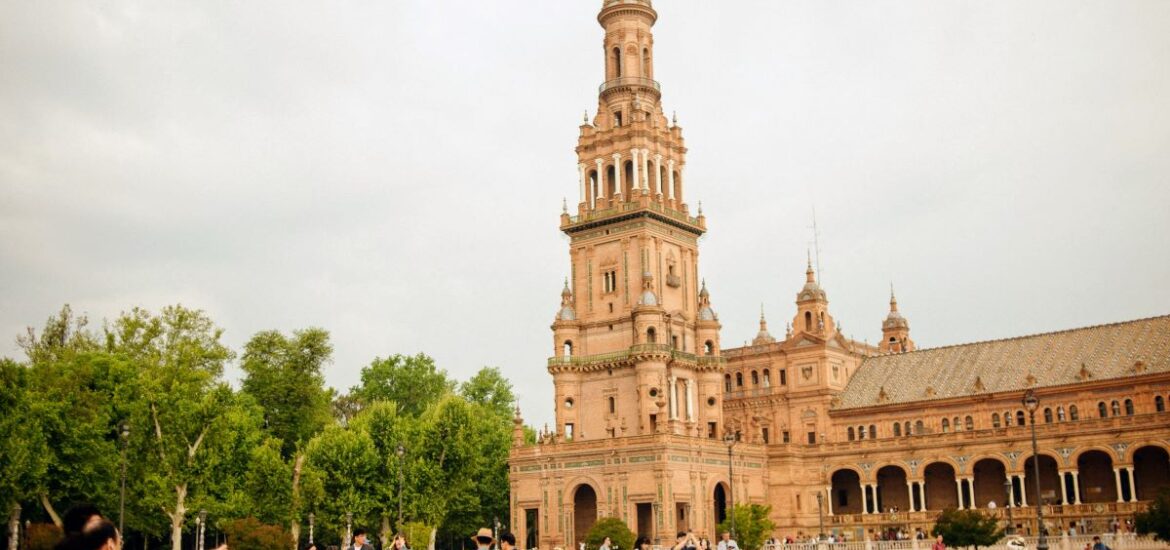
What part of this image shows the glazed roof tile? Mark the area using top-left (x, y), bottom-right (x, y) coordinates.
top-left (835, 315), bottom-right (1170, 410)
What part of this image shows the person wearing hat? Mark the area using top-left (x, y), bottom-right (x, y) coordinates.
top-left (473, 527), bottom-right (495, 550)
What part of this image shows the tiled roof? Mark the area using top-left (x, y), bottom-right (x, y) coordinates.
top-left (835, 315), bottom-right (1170, 410)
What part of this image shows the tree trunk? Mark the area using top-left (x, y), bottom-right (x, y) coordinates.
top-left (170, 483), bottom-right (188, 550)
top-left (428, 527), bottom-right (437, 550)
top-left (381, 515), bottom-right (392, 548)
top-left (290, 454), bottom-right (305, 550)
top-left (40, 493), bottom-right (62, 528)
top-left (8, 503), bottom-right (20, 550)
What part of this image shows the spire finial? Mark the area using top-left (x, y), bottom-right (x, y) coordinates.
top-left (672, 111), bottom-right (678, 125)
top-left (562, 197), bottom-right (568, 213)
top-left (806, 250), bottom-right (816, 283)
top-left (697, 200), bottom-right (703, 215)
top-left (584, 109), bottom-right (589, 123)
top-left (889, 282), bottom-right (899, 312)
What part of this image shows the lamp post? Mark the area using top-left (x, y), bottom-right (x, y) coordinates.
top-left (308, 513), bottom-right (315, 545)
top-left (197, 510), bottom-right (207, 550)
top-left (396, 443), bottom-right (406, 529)
top-left (346, 512), bottom-right (353, 548)
top-left (119, 423), bottom-right (130, 536)
top-left (816, 492), bottom-right (825, 542)
top-left (1022, 390), bottom-right (1048, 550)
top-left (723, 433), bottom-right (736, 540)
top-left (1003, 478), bottom-right (1014, 535)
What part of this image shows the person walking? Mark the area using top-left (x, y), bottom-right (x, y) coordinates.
top-left (500, 532), bottom-right (517, 550)
top-left (473, 527), bottom-right (495, 550)
top-left (931, 535), bottom-right (945, 550)
top-left (717, 532), bottom-right (739, 550)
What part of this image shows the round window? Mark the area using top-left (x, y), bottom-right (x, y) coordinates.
top-left (564, 398), bottom-right (574, 409)
top-left (707, 397), bottom-right (717, 407)
top-left (649, 388), bottom-right (659, 398)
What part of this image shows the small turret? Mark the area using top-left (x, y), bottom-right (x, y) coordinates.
top-left (752, 305), bottom-right (775, 346)
top-left (880, 285), bottom-right (915, 353)
top-left (792, 255), bottom-right (836, 338)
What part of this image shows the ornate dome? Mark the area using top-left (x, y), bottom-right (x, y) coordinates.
top-left (883, 289), bottom-right (909, 330)
top-left (752, 307), bottom-right (775, 345)
top-left (555, 279), bottom-right (576, 321)
top-left (797, 260), bottom-right (827, 302)
top-left (638, 272), bottom-right (659, 306)
top-left (697, 279), bottom-right (718, 321)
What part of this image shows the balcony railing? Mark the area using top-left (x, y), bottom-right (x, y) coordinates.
top-left (599, 76), bottom-right (661, 94)
top-left (567, 201), bottom-right (700, 227)
top-left (547, 344), bottom-right (726, 369)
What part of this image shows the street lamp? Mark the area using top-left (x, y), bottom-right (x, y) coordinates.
top-left (119, 423), bottom-right (130, 536)
top-left (1003, 478), bottom-right (1014, 535)
top-left (308, 513), bottom-right (315, 545)
top-left (1022, 390), bottom-right (1048, 550)
top-left (816, 492), bottom-right (825, 542)
top-left (723, 432), bottom-right (737, 540)
top-left (197, 510), bottom-right (207, 550)
top-left (346, 512), bottom-right (354, 547)
top-left (397, 443), bottom-right (406, 529)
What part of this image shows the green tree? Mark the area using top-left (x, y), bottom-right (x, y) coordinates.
top-left (931, 508), bottom-right (1003, 550)
top-left (584, 517), bottom-right (635, 550)
top-left (351, 354), bottom-right (455, 417)
top-left (717, 504), bottom-right (775, 550)
top-left (349, 401), bottom-right (411, 546)
top-left (303, 425), bottom-right (380, 540)
top-left (221, 517), bottom-right (292, 550)
top-left (1135, 488), bottom-right (1170, 542)
top-left (0, 358), bottom-right (49, 550)
top-left (105, 305), bottom-right (242, 550)
top-left (459, 367), bottom-right (516, 419)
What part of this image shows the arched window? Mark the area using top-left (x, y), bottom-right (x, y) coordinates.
top-left (613, 47), bottom-right (622, 77)
top-left (992, 413), bottom-right (1001, 428)
top-left (1124, 399), bottom-right (1134, 415)
top-left (1057, 406), bottom-right (1066, 421)
top-left (804, 311), bottom-right (813, 331)
top-left (1098, 402), bottom-right (1108, 418)
top-left (1004, 411), bottom-right (1013, 426)
top-left (1070, 405), bottom-right (1079, 420)
top-left (672, 171), bottom-right (681, 199)
top-left (704, 340), bottom-right (714, 355)
top-left (589, 171), bottom-right (598, 203)
top-left (847, 427), bottom-right (855, 441)
top-left (904, 421), bottom-right (911, 436)
top-left (724, 375), bottom-right (732, 392)
top-left (858, 426), bottom-right (866, 440)
top-left (762, 369), bottom-right (771, 387)
top-left (1043, 408), bottom-right (1053, 423)
top-left (606, 165), bottom-right (616, 197)
top-left (1111, 400), bottom-right (1121, 416)
top-left (1016, 411), bottom-right (1026, 426)
top-left (964, 416), bottom-right (974, 430)
top-left (941, 418), bottom-right (950, 433)
top-left (646, 327), bottom-right (656, 343)
top-left (642, 48), bottom-right (651, 77)
top-left (735, 373), bottom-right (743, 387)
top-left (869, 424), bottom-right (877, 438)
top-left (893, 423), bottom-right (902, 437)
top-left (623, 161), bottom-right (634, 196)
top-left (608, 396), bottom-right (616, 414)
top-left (564, 340), bottom-right (573, 357)
top-left (1157, 396), bottom-right (1166, 413)
top-left (751, 371), bottom-right (759, 386)
top-left (915, 420), bottom-right (924, 434)
top-left (953, 417), bottom-right (961, 431)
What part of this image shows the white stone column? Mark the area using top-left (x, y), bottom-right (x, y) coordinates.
top-left (826, 487), bottom-right (834, 515)
top-left (862, 484), bottom-right (871, 514)
top-left (1019, 474), bottom-right (1029, 506)
top-left (919, 481), bottom-right (927, 511)
top-left (669, 376), bottom-right (678, 420)
top-left (578, 163), bottom-right (586, 205)
top-left (612, 153), bottom-right (623, 196)
top-left (1060, 472), bottom-right (1070, 505)
top-left (956, 479), bottom-right (965, 509)
top-left (629, 149), bottom-right (639, 196)
top-left (667, 160), bottom-right (676, 200)
top-left (1071, 471), bottom-right (1082, 504)
top-left (595, 158), bottom-right (605, 201)
top-left (654, 154), bottom-right (663, 195)
top-left (907, 482), bottom-right (916, 512)
top-left (1125, 467), bottom-right (1137, 503)
top-left (684, 379), bottom-right (694, 421)
top-left (678, 164), bottom-right (685, 202)
top-left (967, 478), bottom-right (976, 508)
top-left (1113, 468), bottom-right (1124, 503)
top-left (641, 148), bottom-right (650, 191)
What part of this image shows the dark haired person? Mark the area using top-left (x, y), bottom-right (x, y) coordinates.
top-left (499, 531), bottom-right (516, 550)
top-left (76, 519), bottom-right (119, 550)
top-left (54, 503), bottom-right (105, 550)
top-left (352, 529), bottom-right (373, 550)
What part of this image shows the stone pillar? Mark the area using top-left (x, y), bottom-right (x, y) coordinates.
top-left (613, 153), bottom-right (623, 196)
top-left (669, 376), bottom-right (678, 420)
top-left (918, 481), bottom-right (927, 511)
top-left (641, 148), bottom-right (650, 191)
top-left (630, 149), bottom-right (639, 196)
top-left (667, 160), bottom-right (676, 200)
top-left (1071, 471), bottom-right (1082, 505)
top-left (826, 487), bottom-right (834, 516)
top-left (956, 479), bottom-right (965, 509)
top-left (685, 379), bottom-right (694, 421)
top-left (678, 165), bottom-right (685, 202)
top-left (654, 154), bottom-right (663, 195)
top-left (1113, 468), bottom-right (1124, 503)
top-left (578, 163), bottom-right (587, 206)
top-left (595, 159), bottom-right (605, 201)
top-left (862, 483), bottom-right (870, 514)
top-left (967, 478), bottom-right (975, 508)
top-left (1060, 472), bottom-right (1070, 505)
top-left (1019, 474), bottom-right (1028, 507)
top-left (907, 482), bottom-right (916, 512)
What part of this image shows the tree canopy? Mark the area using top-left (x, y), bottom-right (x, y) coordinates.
top-left (931, 508), bottom-right (1003, 550)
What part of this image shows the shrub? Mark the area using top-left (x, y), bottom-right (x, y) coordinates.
top-left (931, 508), bottom-right (1002, 550)
top-left (584, 517), bottom-right (635, 550)
top-left (222, 517), bottom-right (292, 550)
top-left (24, 523), bottom-right (62, 550)
top-left (1135, 488), bottom-right (1170, 542)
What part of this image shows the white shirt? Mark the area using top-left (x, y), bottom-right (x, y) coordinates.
top-left (718, 540), bottom-right (739, 550)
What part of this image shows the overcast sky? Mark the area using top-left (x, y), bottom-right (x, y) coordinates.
top-left (2, 1), bottom-right (1168, 429)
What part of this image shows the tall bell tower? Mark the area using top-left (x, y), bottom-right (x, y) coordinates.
top-left (549, 0), bottom-right (723, 443)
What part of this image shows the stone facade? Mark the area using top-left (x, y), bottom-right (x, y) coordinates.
top-left (507, 2), bottom-right (1170, 548)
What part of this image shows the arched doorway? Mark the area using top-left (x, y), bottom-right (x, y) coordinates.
top-left (1133, 446), bottom-right (1170, 500)
top-left (573, 484), bottom-right (598, 545)
top-left (972, 458), bottom-right (1007, 508)
top-left (1077, 451), bottom-right (1116, 503)
top-left (924, 462), bottom-right (958, 510)
top-left (1023, 455), bottom-right (1062, 505)
top-left (876, 466), bottom-right (909, 512)
top-left (830, 469), bottom-right (863, 514)
top-left (713, 483), bottom-right (728, 526)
